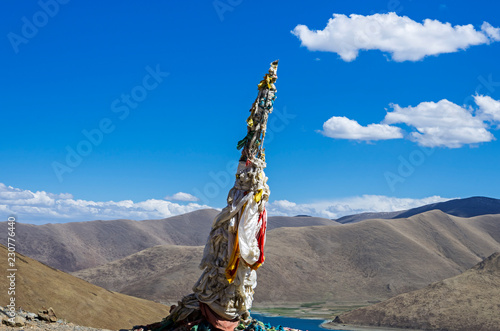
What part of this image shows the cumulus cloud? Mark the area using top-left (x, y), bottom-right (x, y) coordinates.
top-left (165, 192), bottom-right (199, 202)
top-left (1, 183), bottom-right (452, 224)
top-left (267, 195), bottom-right (450, 219)
top-left (291, 12), bottom-right (499, 61)
top-left (0, 183), bottom-right (210, 224)
top-left (384, 99), bottom-right (494, 147)
top-left (321, 95), bottom-right (500, 148)
top-left (319, 116), bottom-right (403, 141)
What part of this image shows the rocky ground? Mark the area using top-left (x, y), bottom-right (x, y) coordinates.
top-left (0, 306), bottom-right (111, 331)
top-left (0, 306), bottom-right (308, 331)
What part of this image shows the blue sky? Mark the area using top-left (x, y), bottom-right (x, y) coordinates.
top-left (1, 0), bottom-right (500, 223)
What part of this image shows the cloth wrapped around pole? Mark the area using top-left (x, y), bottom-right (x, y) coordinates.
top-left (146, 61), bottom-right (279, 331)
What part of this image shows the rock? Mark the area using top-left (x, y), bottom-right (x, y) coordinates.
top-left (38, 307), bottom-right (57, 323)
top-left (332, 316), bottom-right (343, 324)
top-left (14, 315), bottom-right (26, 326)
top-left (27, 312), bottom-right (38, 320)
top-left (4, 316), bottom-right (16, 326)
top-left (2, 314), bottom-right (26, 326)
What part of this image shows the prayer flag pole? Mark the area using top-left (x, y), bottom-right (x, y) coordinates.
top-left (152, 60), bottom-right (279, 331)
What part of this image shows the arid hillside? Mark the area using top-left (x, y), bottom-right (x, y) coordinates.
top-left (0, 245), bottom-right (169, 330)
top-left (74, 210), bottom-right (500, 306)
top-left (333, 252), bottom-right (500, 331)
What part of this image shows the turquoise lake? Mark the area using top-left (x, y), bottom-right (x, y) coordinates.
top-left (250, 313), bottom-right (349, 331)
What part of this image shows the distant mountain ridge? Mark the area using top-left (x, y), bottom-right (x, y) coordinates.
top-left (73, 210), bottom-right (500, 306)
top-left (335, 196), bottom-right (500, 224)
top-left (2, 196), bottom-right (499, 274)
top-left (0, 209), bottom-right (335, 272)
top-left (0, 209), bottom-right (219, 272)
top-left (397, 196), bottom-right (500, 218)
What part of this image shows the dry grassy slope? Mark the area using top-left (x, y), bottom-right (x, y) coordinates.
top-left (73, 245), bottom-right (204, 302)
top-left (267, 216), bottom-right (337, 230)
top-left (0, 210), bottom-right (335, 273)
top-left (336, 252), bottom-right (500, 331)
top-left (0, 245), bottom-right (169, 330)
top-left (74, 210), bottom-right (500, 305)
top-left (335, 211), bottom-right (401, 224)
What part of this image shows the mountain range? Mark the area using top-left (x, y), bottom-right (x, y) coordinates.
top-left (335, 196), bottom-right (500, 223)
top-left (2, 196), bottom-right (500, 330)
top-left (74, 210), bottom-right (500, 307)
top-left (2, 196), bottom-right (499, 273)
top-left (0, 210), bottom-right (336, 272)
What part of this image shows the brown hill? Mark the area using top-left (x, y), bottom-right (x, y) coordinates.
top-left (73, 210), bottom-right (500, 306)
top-left (73, 245), bottom-right (204, 303)
top-left (267, 215), bottom-right (337, 230)
top-left (0, 244), bottom-right (169, 330)
top-left (0, 210), bottom-right (335, 273)
top-left (333, 252), bottom-right (500, 331)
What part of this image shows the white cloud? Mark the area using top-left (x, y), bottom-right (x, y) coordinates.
top-left (319, 116), bottom-right (403, 141)
top-left (481, 22), bottom-right (500, 41)
top-left (384, 99), bottom-right (494, 147)
top-left (0, 183), bottom-right (210, 224)
top-left (165, 192), bottom-right (199, 202)
top-left (475, 94), bottom-right (500, 123)
top-left (291, 12), bottom-right (499, 62)
top-left (321, 95), bottom-right (500, 148)
top-left (0, 184), bottom-right (455, 224)
top-left (267, 195), bottom-right (450, 219)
